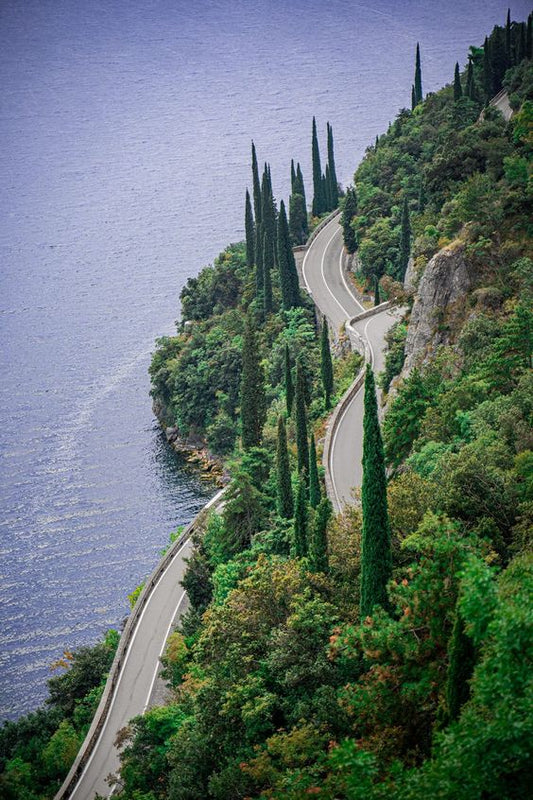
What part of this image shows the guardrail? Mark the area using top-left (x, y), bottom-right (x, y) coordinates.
top-left (293, 207), bottom-right (341, 253)
top-left (54, 488), bottom-right (225, 800)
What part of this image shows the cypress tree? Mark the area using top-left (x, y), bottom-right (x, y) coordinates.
top-left (285, 344), bottom-right (294, 415)
top-left (411, 84), bottom-right (416, 111)
top-left (289, 191), bottom-right (307, 245)
top-left (360, 365), bottom-right (392, 618)
top-left (527, 14), bottom-right (532, 61)
top-left (277, 200), bottom-right (300, 310)
top-left (296, 163), bottom-right (308, 217)
top-left (418, 179), bottom-right (426, 213)
top-left (309, 497), bottom-right (331, 573)
top-left (309, 433), bottom-right (321, 509)
top-left (240, 316), bottom-right (266, 450)
top-left (453, 62), bottom-right (463, 100)
top-left (255, 222), bottom-right (264, 309)
top-left (374, 276), bottom-right (381, 307)
top-left (444, 606), bottom-right (477, 723)
top-left (341, 185), bottom-right (358, 254)
top-left (251, 141), bottom-right (262, 226)
top-left (327, 121), bottom-right (339, 208)
top-left (245, 189), bottom-right (255, 269)
top-left (276, 415), bottom-right (293, 519)
top-left (517, 21), bottom-right (526, 64)
top-left (261, 164), bottom-right (276, 250)
top-left (325, 164), bottom-right (333, 212)
top-left (293, 471), bottom-right (308, 557)
top-left (414, 42), bottom-right (423, 105)
top-left (505, 8), bottom-right (512, 64)
top-left (311, 116), bottom-right (325, 216)
top-left (291, 158), bottom-right (296, 191)
top-left (295, 360), bottom-right (309, 479)
top-left (320, 316), bottom-right (334, 409)
top-left (465, 57), bottom-right (475, 101)
top-left (262, 229), bottom-right (274, 316)
top-left (398, 196), bottom-right (411, 282)
top-left (483, 36), bottom-right (493, 100)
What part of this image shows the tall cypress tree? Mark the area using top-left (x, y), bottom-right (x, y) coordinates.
top-left (444, 606), bottom-right (477, 724)
top-left (293, 471), bottom-right (308, 557)
top-left (245, 189), bottom-right (255, 269)
top-left (296, 163), bottom-right (308, 238)
top-left (285, 344), bottom-right (294, 415)
top-left (465, 57), bottom-right (475, 101)
top-left (251, 141), bottom-right (262, 227)
top-left (309, 497), bottom-right (331, 573)
top-left (255, 222), bottom-right (264, 310)
top-left (290, 159), bottom-right (297, 192)
top-left (374, 276), bottom-right (381, 307)
top-left (311, 116), bottom-right (325, 216)
top-left (505, 8), bottom-right (512, 63)
top-left (360, 365), bottom-right (392, 617)
top-left (411, 84), bottom-right (416, 111)
top-left (527, 14), bottom-right (532, 61)
top-left (453, 62), bottom-right (463, 100)
top-left (277, 200), bottom-right (300, 310)
top-left (341, 185), bottom-right (358, 254)
top-left (327, 121), bottom-right (339, 208)
top-left (289, 192), bottom-right (307, 245)
top-left (262, 230), bottom-right (274, 316)
top-left (320, 316), bottom-right (334, 409)
top-left (325, 164), bottom-right (333, 212)
top-left (398, 196), bottom-right (411, 282)
top-left (295, 360), bottom-right (309, 479)
top-left (240, 316), bottom-right (266, 450)
top-left (309, 433), bottom-right (321, 509)
top-left (276, 415), bottom-right (293, 519)
top-left (414, 42), bottom-right (423, 105)
top-left (483, 36), bottom-right (493, 100)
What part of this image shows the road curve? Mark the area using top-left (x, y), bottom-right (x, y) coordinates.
top-left (302, 214), bottom-right (401, 508)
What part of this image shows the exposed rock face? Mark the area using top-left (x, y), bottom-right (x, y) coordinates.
top-left (403, 242), bottom-right (476, 374)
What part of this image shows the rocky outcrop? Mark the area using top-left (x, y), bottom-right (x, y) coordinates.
top-left (403, 242), bottom-right (476, 374)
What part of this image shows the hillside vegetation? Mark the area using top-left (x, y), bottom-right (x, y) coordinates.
top-left (2, 14), bottom-right (532, 800)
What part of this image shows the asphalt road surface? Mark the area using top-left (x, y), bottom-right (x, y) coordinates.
top-left (302, 215), bottom-right (401, 508)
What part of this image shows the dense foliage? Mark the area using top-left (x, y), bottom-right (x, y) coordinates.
top-left (0, 630), bottom-right (119, 799)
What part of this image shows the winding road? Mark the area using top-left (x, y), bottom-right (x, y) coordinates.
top-left (59, 212), bottom-right (399, 799)
top-left (302, 214), bottom-right (401, 509)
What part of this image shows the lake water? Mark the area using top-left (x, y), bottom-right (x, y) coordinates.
top-left (1, 0), bottom-right (528, 720)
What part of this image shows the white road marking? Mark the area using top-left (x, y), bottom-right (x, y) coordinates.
top-left (71, 536), bottom-right (192, 799)
top-left (336, 228), bottom-right (365, 312)
top-left (143, 590), bottom-right (187, 713)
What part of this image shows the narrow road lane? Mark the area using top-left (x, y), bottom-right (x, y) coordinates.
top-left (302, 213), bottom-right (401, 508)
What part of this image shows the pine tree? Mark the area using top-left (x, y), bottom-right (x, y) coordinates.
top-left (285, 344), bottom-right (294, 415)
top-left (444, 606), bottom-right (477, 723)
top-left (309, 496), bottom-right (331, 573)
top-left (293, 471), bottom-right (308, 557)
top-left (251, 141), bottom-right (262, 226)
top-left (327, 121), bottom-right (339, 208)
top-left (453, 62), bottom-right (463, 100)
top-left (341, 185), bottom-right (358, 254)
top-left (245, 189), bottom-right (255, 269)
top-left (414, 42), bottom-right (423, 105)
top-left (262, 230), bottom-right (274, 316)
top-left (311, 116), bottom-right (325, 216)
top-left (240, 316), bottom-right (266, 450)
top-left (295, 360), bottom-right (309, 479)
top-left (320, 316), bottom-right (334, 409)
top-left (309, 433), bottom-right (321, 509)
top-left (397, 196), bottom-right (411, 283)
top-left (277, 200), bottom-right (300, 310)
top-left (276, 416), bottom-right (293, 519)
top-left (360, 365), bottom-right (392, 617)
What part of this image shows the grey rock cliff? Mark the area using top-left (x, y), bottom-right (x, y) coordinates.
top-left (403, 242), bottom-right (476, 374)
